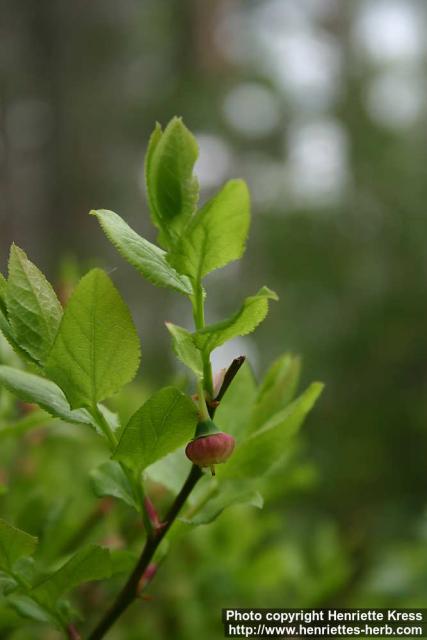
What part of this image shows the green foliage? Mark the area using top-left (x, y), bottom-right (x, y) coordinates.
top-left (165, 322), bottom-right (203, 377)
top-left (168, 179), bottom-right (250, 281)
top-left (91, 209), bottom-right (192, 295)
top-left (6, 245), bottom-right (62, 366)
top-left (0, 519), bottom-right (38, 573)
top-left (114, 387), bottom-right (198, 474)
top-left (0, 273), bottom-right (7, 315)
top-left (181, 482), bottom-right (263, 526)
top-left (91, 461), bottom-right (139, 510)
top-left (0, 308), bottom-right (22, 358)
top-left (46, 269), bottom-right (141, 410)
top-left (0, 366), bottom-right (93, 427)
top-left (194, 286), bottom-right (278, 355)
top-left (33, 544), bottom-right (111, 609)
top-left (8, 545), bottom-right (111, 629)
top-left (222, 383), bottom-right (324, 479)
top-left (215, 361), bottom-right (257, 439)
top-left (250, 353), bottom-right (301, 431)
top-left (0, 117), bottom-right (323, 638)
top-left (145, 118), bottom-right (199, 248)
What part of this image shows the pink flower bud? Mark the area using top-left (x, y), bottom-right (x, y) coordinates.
top-left (185, 432), bottom-right (235, 468)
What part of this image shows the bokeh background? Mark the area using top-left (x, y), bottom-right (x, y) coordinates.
top-left (1, 0), bottom-right (427, 637)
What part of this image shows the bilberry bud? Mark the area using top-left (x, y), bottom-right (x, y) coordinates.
top-left (185, 420), bottom-right (235, 474)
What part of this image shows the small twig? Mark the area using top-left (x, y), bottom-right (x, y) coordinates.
top-left (87, 464), bottom-right (203, 640)
top-left (67, 623), bottom-right (82, 640)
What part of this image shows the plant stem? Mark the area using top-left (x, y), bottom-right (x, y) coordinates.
top-left (67, 623), bottom-right (82, 640)
top-left (87, 464), bottom-right (203, 640)
top-left (196, 379), bottom-right (210, 422)
top-left (191, 282), bottom-right (214, 398)
top-left (91, 405), bottom-right (118, 450)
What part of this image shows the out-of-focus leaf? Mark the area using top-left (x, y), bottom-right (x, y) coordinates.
top-left (215, 360), bottom-right (257, 439)
top-left (250, 353), bottom-right (301, 431)
top-left (46, 269), bottom-right (140, 409)
top-left (145, 448), bottom-right (193, 496)
top-left (169, 179), bottom-right (250, 280)
top-left (181, 482), bottom-right (263, 526)
top-left (114, 387), bottom-right (198, 474)
top-left (221, 383), bottom-right (324, 479)
top-left (194, 287), bottom-right (278, 355)
top-left (6, 245), bottom-right (62, 365)
top-left (33, 544), bottom-right (112, 608)
top-left (8, 594), bottom-right (56, 625)
top-left (0, 519), bottom-right (38, 573)
top-left (91, 209), bottom-right (192, 295)
top-left (110, 550), bottom-right (138, 576)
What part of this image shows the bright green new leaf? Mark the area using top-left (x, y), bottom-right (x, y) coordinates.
top-left (33, 544), bottom-right (112, 609)
top-left (0, 519), bottom-right (38, 572)
top-left (215, 361), bottom-right (257, 439)
top-left (46, 269), bottom-right (141, 409)
top-left (114, 387), bottom-right (198, 474)
top-left (194, 287), bottom-right (278, 355)
top-left (0, 366), bottom-right (93, 427)
top-left (250, 353), bottom-right (301, 431)
top-left (145, 117), bottom-right (199, 247)
top-left (91, 461), bottom-right (139, 511)
top-left (91, 209), bottom-right (192, 296)
top-left (6, 245), bottom-right (62, 365)
top-left (165, 322), bottom-right (203, 377)
top-left (221, 383), bottom-right (324, 479)
top-left (169, 179), bottom-right (250, 280)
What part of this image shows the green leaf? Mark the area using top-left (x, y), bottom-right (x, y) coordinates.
top-left (194, 287), bottom-right (278, 355)
top-left (0, 519), bottom-right (38, 572)
top-left (169, 180), bottom-right (250, 280)
top-left (6, 245), bottom-right (62, 365)
top-left (181, 482), bottom-right (263, 526)
top-left (91, 209), bottom-right (192, 296)
top-left (0, 309), bottom-right (30, 362)
top-left (215, 361), bottom-right (257, 439)
top-left (145, 117), bottom-right (199, 247)
top-left (221, 383), bottom-right (324, 479)
top-left (165, 322), bottom-right (203, 377)
top-left (250, 353), bottom-right (301, 431)
top-left (46, 269), bottom-right (141, 409)
top-left (0, 366), bottom-right (93, 427)
top-left (110, 549), bottom-right (138, 576)
top-left (0, 273), bottom-right (7, 315)
top-left (114, 387), bottom-right (198, 474)
top-left (33, 544), bottom-right (112, 609)
top-left (8, 594), bottom-right (56, 626)
top-left (145, 448), bottom-right (192, 496)
top-left (91, 461), bottom-right (138, 511)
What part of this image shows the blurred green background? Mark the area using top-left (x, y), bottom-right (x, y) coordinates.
top-left (1, 0), bottom-right (427, 637)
